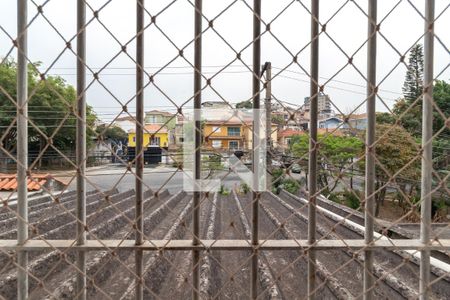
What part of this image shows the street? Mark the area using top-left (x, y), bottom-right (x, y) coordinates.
top-left (58, 164), bottom-right (243, 194)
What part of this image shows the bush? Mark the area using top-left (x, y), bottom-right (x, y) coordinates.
top-left (207, 154), bottom-right (223, 170)
top-left (432, 198), bottom-right (448, 221)
top-left (280, 178), bottom-right (300, 195)
top-left (343, 189), bottom-right (361, 210)
top-left (327, 192), bottom-right (340, 203)
top-left (272, 168), bottom-right (284, 190)
top-left (219, 184), bottom-right (230, 195)
top-left (240, 182), bottom-right (250, 194)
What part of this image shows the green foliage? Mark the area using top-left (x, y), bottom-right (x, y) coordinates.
top-left (272, 168), bottom-right (284, 190)
top-left (271, 114), bottom-right (284, 125)
top-left (239, 182), bottom-right (250, 194)
top-left (402, 44), bottom-right (424, 102)
top-left (271, 169), bottom-right (301, 194)
top-left (394, 44), bottom-right (424, 136)
top-left (394, 80), bottom-right (450, 170)
top-left (235, 100), bottom-right (252, 109)
top-left (95, 124), bottom-right (127, 142)
top-left (343, 189), bottom-right (361, 210)
top-left (219, 184), bottom-right (230, 195)
top-left (291, 134), bottom-right (363, 165)
top-left (205, 154), bottom-right (223, 171)
top-left (323, 189), bottom-right (340, 203)
top-left (360, 124), bottom-right (421, 216)
top-left (279, 178), bottom-right (300, 195)
top-left (393, 98), bottom-right (422, 136)
top-left (376, 112), bottom-right (395, 125)
top-left (395, 43), bottom-right (449, 139)
top-left (432, 198), bottom-right (448, 222)
top-left (433, 138), bottom-right (450, 171)
top-left (432, 80), bottom-right (450, 136)
top-left (0, 59), bottom-right (97, 154)
top-left (291, 134), bottom-right (363, 191)
top-left (371, 124), bottom-right (420, 182)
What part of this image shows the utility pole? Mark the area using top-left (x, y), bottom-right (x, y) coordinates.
top-left (263, 62), bottom-right (272, 190)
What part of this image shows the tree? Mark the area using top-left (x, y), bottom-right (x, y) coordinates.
top-left (402, 44), bottom-right (424, 102)
top-left (392, 98), bottom-right (422, 136)
top-left (95, 124), bottom-right (127, 142)
top-left (432, 80), bottom-right (450, 137)
top-left (364, 124), bottom-right (421, 217)
top-left (0, 59), bottom-right (97, 169)
top-left (235, 100), bottom-right (252, 109)
top-left (271, 114), bottom-right (285, 126)
top-left (392, 44), bottom-right (424, 136)
top-left (290, 134), bottom-right (363, 192)
top-left (376, 112), bottom-right (395, 125)
top-left (393, 80), bottom-right (450, 170)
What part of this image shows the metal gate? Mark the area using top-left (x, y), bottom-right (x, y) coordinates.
top-left (0, 0), bottom-right (449, 299)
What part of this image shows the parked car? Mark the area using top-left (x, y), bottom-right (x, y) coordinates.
top-left (291, 163), bottom-right (301, 173)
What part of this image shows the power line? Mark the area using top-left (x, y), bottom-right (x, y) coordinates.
top-left (277, 74), bottom-right (398, 102)
top-left (37, 63), bottom-right (404, 97)
top-left (273, 67), bottom-right (403, 96)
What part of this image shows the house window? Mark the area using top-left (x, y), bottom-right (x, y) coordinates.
top-left (286, 138), bottom-right (292, 145)
top-left (133, 136), bottom-right (136, 142)
top-left (212, 140), bottom-right (222, 148)
top-left (212, 126), bottom-right (221, 133)
top-left (227, 127), bottom-right (240, 136)
top-left (229, 141), bottom-right (239, 150)
top-left (150, 136), bottom-right (160, 146)
top-left (148, 115), bottom-right (157, 123)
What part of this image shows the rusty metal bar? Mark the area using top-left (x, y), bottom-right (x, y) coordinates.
top-left (420, 0), bottom-right (435, 299)
top-left (251, 0), bottom-right (261, 298)
top-left (1, 239), bottom-right (450, 251)
top-left (364, 1), bottom-right (377, 299)
top-left (17, 0), bottom-right (28, 298)
top-left (264, 62), bottom-right (272, 190)
top-left (193, 0), bottom-right (202, 299)
top-left (76, 0), bottom-right (87, 298)
top-left (308, 0), bottom-right (319, 298)
top-left (135, 0), bottom-right (145, 299)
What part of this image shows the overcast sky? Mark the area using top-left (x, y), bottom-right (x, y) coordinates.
top-left (1, 0), bottom-right (449, 123)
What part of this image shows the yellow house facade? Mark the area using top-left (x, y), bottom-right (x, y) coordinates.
top-left (203, 117), bottom-right (278, 151)
top-left (128, 124), bottom-right (169, 148)
top-left (204, 121), bottom-right (244, 150)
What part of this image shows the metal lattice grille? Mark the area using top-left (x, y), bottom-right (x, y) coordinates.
top-left (0, 0), bottom-right (449, 299)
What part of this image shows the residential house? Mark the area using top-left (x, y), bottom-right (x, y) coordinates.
top-left (202, 110), bottom-right (278, 152)
top-left (174, 114), bottom-right (185, 147)
top-left (204, 117), bottom-right (245, 151)
top-left (318, 116), bottom-right (342, 130)
top-left (113, 115), bottom-right (136, 132)
top-left (128, 124), bottom-right (169, 148)
top-left (340, 113), bottom-right (368, 130)
top-left (277, 129), bottom-right (303, 152)
top-left (127, 124), bottom-right (169, 164)
top-left (145, 110), bottom-right (176, 127)
top-left (145, 110), bottom-right (176, 144)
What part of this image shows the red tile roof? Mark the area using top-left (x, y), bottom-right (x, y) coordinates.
top-left (128, 124), bottom-right (168, 134)
top-left (0, 173), bottom-right (65, 191)
top-left (279, 129), bottom-right (303, 137)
